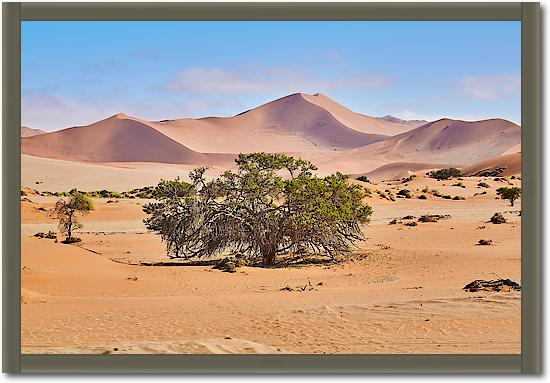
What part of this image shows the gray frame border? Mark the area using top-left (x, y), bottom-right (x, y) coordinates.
top-left (3, 2), bottom-right (540, 374)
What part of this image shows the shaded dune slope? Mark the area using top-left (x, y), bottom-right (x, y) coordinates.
top-left (21, 114), bottom-right (220, 165)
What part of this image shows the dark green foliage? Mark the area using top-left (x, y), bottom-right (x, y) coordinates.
top-left (429, 168), bottom-right (462, 180)
top-left (397, 189), bottom-right (412, 199)
top-left (356, 176), bottom-right (370, 183)
top-left (496, 187), bottom-right (521, 206)
top-left (144, 153), bottom-right (373, 267)
top-left (490, 212), bottom-right (506, 224)
top-left (53, 192), bottom-right (94, 243)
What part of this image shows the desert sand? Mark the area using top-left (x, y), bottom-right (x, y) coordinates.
top-left (21, 173), bottom-right (521, 354)
top-left (20, 92), bottom-right (521, 354)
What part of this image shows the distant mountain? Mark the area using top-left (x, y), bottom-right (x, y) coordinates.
top-left (379, 115), bottom-right (428, 127)
top-left (21, 126), bottom-right (46, 137)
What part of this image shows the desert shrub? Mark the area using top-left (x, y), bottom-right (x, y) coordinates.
top-left (356, 176), bottom-right (370, 183)
top-left (402, 215), bottom-right (415, 220)
top-left (61, 237), bottom-right (82, 244)
top-left (431, 189), bottom-right (442, 197)
top-left (496, 187), bottom-right (521, 207)
top-left (422, 186), bottom-right (429, 193)
top-left (418, 214), bottom-right (438, 223)
top-left (490, 212), bottom-right (506, 224)
top-left (397, 189), bottom-right (412, 199)
top-left (404, 221), bottom-right (417, 227)
top-left (452, 182), bottom-right (466, 188)
top-left (453, 196), bottom-right (466, 200)
top-left (477, 182), bottom-right (490, 188)
top-left (429, 168), bottom-right (462, 180)
top-left (418, 194), bottom-right (427, 200)
top-left (478, 239), bottom-right (493, 246)
top-left (34, 231), bottom-right (57, 239)
top-left (53, 192), bottom-right (94, 243)
top-left (389, 218), bottom-right (398, 225)
top-left (442, 195), bottom-right (452, 199)
top-left (143, 153), bottom-right (373, 267)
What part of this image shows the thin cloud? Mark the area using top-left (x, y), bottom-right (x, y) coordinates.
top-left (165, 65), bottom-right (393, 94)
top-left (459, 73), bottom-right (520, 100)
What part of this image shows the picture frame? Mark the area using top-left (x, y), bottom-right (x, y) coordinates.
top-left (2, 2), bottom-right (540, 374)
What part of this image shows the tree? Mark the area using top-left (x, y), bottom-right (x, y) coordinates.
top-left (143, 153), bottom-right (373, 267)
top-left (496, 187), bottom-right (521, 206)
top-left (53, 191), bottom-right (94, 243)
top-left (429, 168), bottom-right (462, 180)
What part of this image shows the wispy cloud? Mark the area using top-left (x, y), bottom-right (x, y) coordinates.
top-left (165, 65), bottom-right (393, 94)
top-left (459, 73), bottom-right (520, 100)
top-left (21, 89), bottom-right (245, 131)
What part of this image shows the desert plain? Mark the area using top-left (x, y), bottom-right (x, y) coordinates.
top-left (20, 93), bottom-right (521, 354)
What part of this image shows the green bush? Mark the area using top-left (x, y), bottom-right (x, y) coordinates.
top-left (397, 189), bottom-right (412, 199)
top-left (356, 176), bottom-right (370, 183)
top-left (429, 168), bottom-right (462, 180)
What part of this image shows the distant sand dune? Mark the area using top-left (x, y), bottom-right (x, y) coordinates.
top-left (347, 118), bottom-right (521, 165)
top-left (461, 152), bottom-right (521, 176)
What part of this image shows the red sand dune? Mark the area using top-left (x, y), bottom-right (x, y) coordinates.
top-left (21, 126), bottom-right (46, 137)
top-left (21, 94), bottom-right (521, 171)
top-left (150, 93), bottom-right (399, 153)
top-left (355, 161), bottom-right (460, 181)
top-left (21, 114), bottom-right (229, 165)
top-left (461, 152), bottom-right (521, 177)
top-left (348, 118), bottom-right (520, 165)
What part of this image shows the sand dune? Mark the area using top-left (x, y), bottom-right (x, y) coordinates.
top-left (21, 114), bottom-right (231, 165)
top-left (21, 126), bottom-right (46, 137)
top-left (356, 161), bottom-right (460, 181)
top-left (300, 93), bottom-right (421, 136)
top-left (461, 152), bottom-right (521, 177)
top-left (379, 115), bottom-right (428, 127)
top-left (151, 93), bottom-right (391, 153)
top-left (347, 118), bottom-right (521, 165)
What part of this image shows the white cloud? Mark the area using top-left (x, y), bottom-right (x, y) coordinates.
top-left (459, 73), bottom-right (520, 100)
top-left (165, 65), bottom-right (393, 94)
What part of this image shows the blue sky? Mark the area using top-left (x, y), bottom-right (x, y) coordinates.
top-left (22, 21), bottom-right (520, 131)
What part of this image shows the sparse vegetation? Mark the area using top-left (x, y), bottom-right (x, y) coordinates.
top-left (418, 194), bottom-right (427, 200)
top-left (356, 176), bottom-right (370, 183)
top-left (478, 239), bottom-right (493, 246)
top-left (33, 231), bottom-right (57, 240)
top-left (429, 168), bottom-right (462, 180)
top-left (452, 182), bottom-right (466, 188)
top-left (453, 195), bottom-right (466, 200)
top-left (496, 187), bottom-right (521, 207)
top-left (490, 212), bottom-right (506, 224)
top-left (53, 192), bottom-right (94, 244)
top-left (404, 221), bottom-right (417, 227)
top-left (143, 153), bottom-right (373, 267)
top-left (477, 182), bottom-right (490, 188)
top-left (397, 189), bottom-right (412, 199)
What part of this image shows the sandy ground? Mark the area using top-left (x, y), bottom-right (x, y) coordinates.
top-left (20, 173), bottom-right (521, 354)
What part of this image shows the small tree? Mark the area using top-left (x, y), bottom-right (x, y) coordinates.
top-left (53, 192), bottom-right (94, 243)
top-left (429, 168), bottom-right (462, 180)
top-left (496, 187), bottom-right (521, 206)
top-left (144, 153), bottom-right (373, 267)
